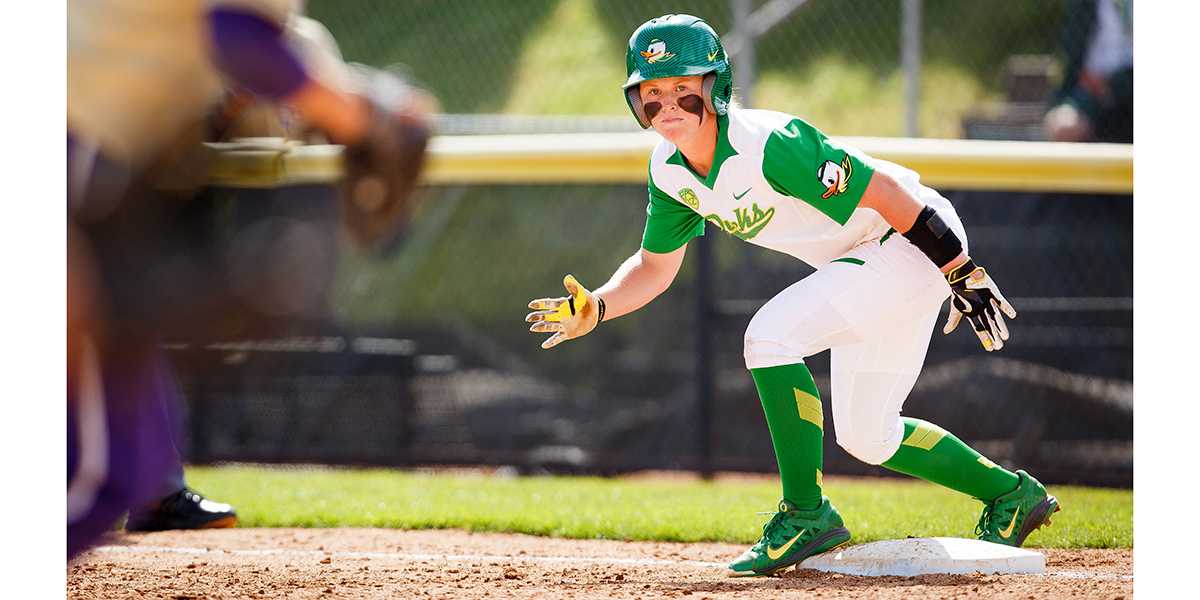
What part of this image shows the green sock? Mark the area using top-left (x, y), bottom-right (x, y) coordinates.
top-left (750, 363), bottom-right (824, 510)
top-left (881, 417), bottom-right (1020, 502)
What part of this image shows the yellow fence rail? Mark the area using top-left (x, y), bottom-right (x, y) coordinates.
top-left (208, 134), bottom-right (1133, 194)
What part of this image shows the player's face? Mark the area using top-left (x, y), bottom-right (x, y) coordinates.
top-left (639, 76), bottom-right (711, 141)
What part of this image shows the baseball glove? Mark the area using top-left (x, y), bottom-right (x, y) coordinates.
top-left (339, 65), bottom-right (433, 251)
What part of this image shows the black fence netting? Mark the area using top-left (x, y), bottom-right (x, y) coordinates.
top-left (169, 183), bottom-right (1130, 487)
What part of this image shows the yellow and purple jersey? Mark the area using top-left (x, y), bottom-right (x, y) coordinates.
top-left (67, 0), bottom-right (294, 168)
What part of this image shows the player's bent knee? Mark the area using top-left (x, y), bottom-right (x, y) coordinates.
top-left (836, 435), bottom-right (897, 466)
top-left (743, 324), bottom-right (819, 370)
top-left (743, 333), bottom-right (812, 370)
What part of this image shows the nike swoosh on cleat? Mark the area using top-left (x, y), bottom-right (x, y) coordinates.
top-left (999, 508), bottom-right (1020, 539)
top-left (765, 529), bottom-right (806, 560)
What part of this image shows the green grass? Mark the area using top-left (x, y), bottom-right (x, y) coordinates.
top-left (186, 465), bottom-right (1130, 549)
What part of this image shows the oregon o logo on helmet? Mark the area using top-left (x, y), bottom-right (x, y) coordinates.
top-left (622, 14), bottom-right (734, 129)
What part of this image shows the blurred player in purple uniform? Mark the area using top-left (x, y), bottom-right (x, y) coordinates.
top-left (68, 0), bottom-right (430, 559)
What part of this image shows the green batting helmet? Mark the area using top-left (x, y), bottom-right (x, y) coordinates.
top-left (623, 14), bottom-right (733, 129)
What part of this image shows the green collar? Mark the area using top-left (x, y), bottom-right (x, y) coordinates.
top-left (665, 113), bottom-right (737, 190)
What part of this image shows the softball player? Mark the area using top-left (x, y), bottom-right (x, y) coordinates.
top-left (68, 0), bottom-right (429, 559)
top-left (526, 14), bottom-right (1060, 576)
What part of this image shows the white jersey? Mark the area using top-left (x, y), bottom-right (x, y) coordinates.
top-left (641, 107), bottom-right (963, 267)
top-left (67, 0), bottom-right (293, 168)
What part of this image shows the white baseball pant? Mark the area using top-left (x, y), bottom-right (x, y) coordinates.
top-left (743, 225), bottom-right (963, 465)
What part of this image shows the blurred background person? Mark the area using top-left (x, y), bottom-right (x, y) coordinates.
top-left (68, 0), bottom-right (431, 557)
top-left (1043, 0), bottom-right (1133, 143)
top-left (122, 9), bottom-right (438, 534)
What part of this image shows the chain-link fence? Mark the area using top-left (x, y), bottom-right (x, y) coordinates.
top-left (159, 1), bottom-right (1132, 487)
top-left (306, 0), bottom-right (1128, 140)
top-left (170, 179), bottom-right (1132, 487)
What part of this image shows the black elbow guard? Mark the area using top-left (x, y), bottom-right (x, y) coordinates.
top-left (901, 206), bottom-right (963, 269)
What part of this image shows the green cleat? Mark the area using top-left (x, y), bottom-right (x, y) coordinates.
top-left (976, 469), bottom-right (1061, 547)
top-left (727, 497), bottom-right (851, 577)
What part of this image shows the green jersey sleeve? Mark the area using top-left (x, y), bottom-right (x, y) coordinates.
top-left (762, 118), bottom-right (875, 225)
top-left (641, 171), bottom-right (705, 253)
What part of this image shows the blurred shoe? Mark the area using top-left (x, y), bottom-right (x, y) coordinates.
top-left (727, 497), bottom-right (851, 577)
top-left (125, 488), bottom-right (237, 532)
top-left (976, 469), bottom-right (1060, 547)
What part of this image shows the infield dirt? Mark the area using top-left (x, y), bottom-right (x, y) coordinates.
top-left (68, 528), bottom-right (1131, 599)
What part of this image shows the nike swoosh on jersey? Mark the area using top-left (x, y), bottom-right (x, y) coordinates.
top-left (734, 188), bottom-right (751, 200)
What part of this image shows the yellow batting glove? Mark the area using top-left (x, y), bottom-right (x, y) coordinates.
top-left (549, 275), bottom-right (589, 323)
top-left (525, 274), bottom-right (603, 350)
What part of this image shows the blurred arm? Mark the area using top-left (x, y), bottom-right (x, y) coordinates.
top-left (284, 80), bottom-right (369, 144)
top-left (593, 245), bottom-right (688, 322)
top-left (205, 7), bottom-right (369, 144)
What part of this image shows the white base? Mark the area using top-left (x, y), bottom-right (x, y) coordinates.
top-left (797, 537), bottom-right (1045, 577)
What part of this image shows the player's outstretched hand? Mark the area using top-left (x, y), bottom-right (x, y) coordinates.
top-left (526, 275), bottom-right (601, 350)
top-left (943, 258), bottom-right (1017, 352)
